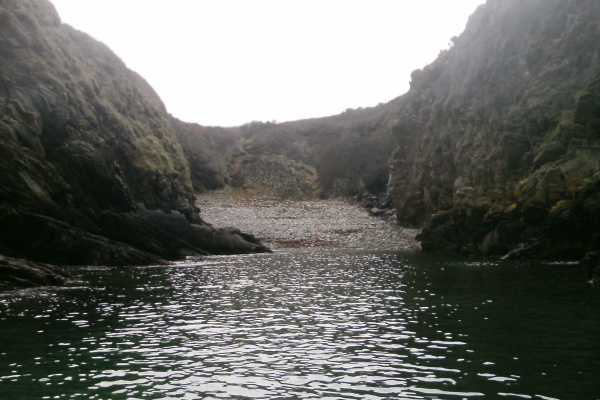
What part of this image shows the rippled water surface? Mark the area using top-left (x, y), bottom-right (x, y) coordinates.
top-left (1, 251), bottom-right (599, 399)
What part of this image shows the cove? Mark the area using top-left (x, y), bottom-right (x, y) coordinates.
top-left (1, 251), bottom-right (598, 399)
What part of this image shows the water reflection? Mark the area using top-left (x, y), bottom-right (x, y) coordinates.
top-left (1, 252), bottom-right (599, 399)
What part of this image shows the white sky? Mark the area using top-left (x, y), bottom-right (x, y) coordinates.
top-left (49, 0), bottom-right (486, 127)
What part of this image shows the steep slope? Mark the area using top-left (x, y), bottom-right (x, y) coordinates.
top-left (187, 103), bottom-right (402, 198)
top-left (0, 0), bottom-right (267, 275)
top-left (390, 0), bottom-right (600, 259)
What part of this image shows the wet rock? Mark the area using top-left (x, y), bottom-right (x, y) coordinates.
top-left (0, 254), bottom-right (73, 290)
top-left (0, 204), bottom-right (271, 269)
top-left (360, 192), bottom-right (395, 220)
top-left (0, 207), bottom-right (167, 266)
top-left (98, 210), bottom-right (211, 259)
top-left (140, 208), bottom-right (270, 255)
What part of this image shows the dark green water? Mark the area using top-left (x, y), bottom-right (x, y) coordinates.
top-left (1, 251), bottom-right (599, 399)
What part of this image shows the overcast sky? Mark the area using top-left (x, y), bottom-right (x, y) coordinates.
top-left (49, 0), bottom-right (486, 127)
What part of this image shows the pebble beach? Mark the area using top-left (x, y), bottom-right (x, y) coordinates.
top-left (197, 190), bottom-right (420, 252)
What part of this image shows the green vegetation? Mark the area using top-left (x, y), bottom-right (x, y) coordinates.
top-left (172, 119), bottom-right (243, 192)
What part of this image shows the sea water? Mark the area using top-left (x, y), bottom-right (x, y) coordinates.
top-left (1, 251), bottom-right (599, 399)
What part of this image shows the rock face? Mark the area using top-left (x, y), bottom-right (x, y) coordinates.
top-left (389, 0), bottom-right (600, 259)
top-left (0, 0), bottom-right (268, 285)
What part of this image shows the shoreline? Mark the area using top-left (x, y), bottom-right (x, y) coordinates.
top-left (197, 190), bottom-right (420, 252)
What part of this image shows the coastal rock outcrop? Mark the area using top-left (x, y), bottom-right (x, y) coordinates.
top-left (389, 0), bottom-right (600, 259)
top-left (0, 254), bottom-right (74, 290)
top-left (5, 0), bottom-right (597, 290)
top-left (0, 0), bottom-right (268, 287)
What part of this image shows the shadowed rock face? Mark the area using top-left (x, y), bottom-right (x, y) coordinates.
top-left (0, 0), bottom-right (268, 284)
top-left (390, 0), bottom-right (600, 259)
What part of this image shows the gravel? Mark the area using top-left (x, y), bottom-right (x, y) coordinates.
top-left (197, 190), bottom-right (420, 252)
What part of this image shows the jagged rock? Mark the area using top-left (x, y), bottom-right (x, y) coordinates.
top-left (0, 207), bottom-right (167, 266)
top-left (0, 204), bottom-right (270, 269)
top-left (140, 209), bottom-right (271, 255)
top-left (358, 192), bottom-right (395, 220)
top-left (532, 143), bottom-right (567, 171)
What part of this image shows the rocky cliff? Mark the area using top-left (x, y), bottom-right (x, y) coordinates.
top-left (0, 0), bottom-right (267, 286)
top-left (148, 0), bottom-right (600, 262)
top-left (390, 0), bottom-right (600, 259)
